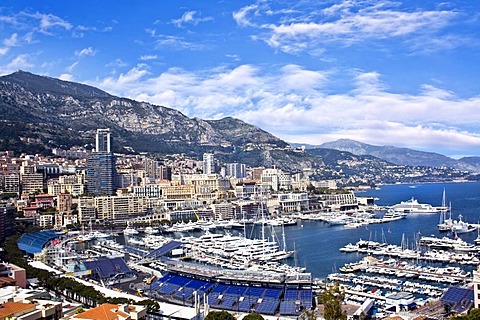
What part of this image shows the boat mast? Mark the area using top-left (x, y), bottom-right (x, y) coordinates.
top-left (442, 187), bottom-right (446, 208)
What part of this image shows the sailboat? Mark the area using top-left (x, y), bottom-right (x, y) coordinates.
top-left (437, 202), bottom-right (453, 231)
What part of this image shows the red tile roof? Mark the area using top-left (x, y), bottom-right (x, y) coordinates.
top-left (73, 303), bottom-right (129, 320)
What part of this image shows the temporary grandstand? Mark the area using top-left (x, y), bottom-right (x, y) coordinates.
top-left (441, 286), bottom-right (474, 315)
top-left (148, 272), bottom-right (314, 316)
top-left (17, 230), bottom-right (62, 254)
top-left (82, 257), bottom-right (135, 285)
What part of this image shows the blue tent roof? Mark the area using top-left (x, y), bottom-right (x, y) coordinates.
top-left (17, 230), bottom-right (61, 254)
top-left (144, 240), bottom-right (182, 259)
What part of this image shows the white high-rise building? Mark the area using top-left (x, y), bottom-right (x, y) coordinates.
top-left (226, 163), bottom-right (246, 179)
top-left (203, 153), bottom-right (215, 174)
top-left (95, 128), bottom-right (111, 153)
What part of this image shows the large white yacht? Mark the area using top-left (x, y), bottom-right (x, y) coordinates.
top-left (390, 197), bottom-right (447, 214)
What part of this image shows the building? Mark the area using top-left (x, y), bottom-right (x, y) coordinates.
top-left (1, 171), bottom-right (20, 193)
top-left (235, 181), bottom-right (260, 198)
top-left (21, 173), bottom-right (44, 194)
top-left (144, 157), bottom-right (171, 180)
top-left (472, 267), bottom-right (480, 308)
top-left (95, 128), bottom-right (111, 153)
top-left (34, 194), bottom-right (55, 209)
top-left (78, 197), bottom-right (96, 224)
top-left (320, 191), bottom-right (358, 211)
top-left (57, 193), bottom-right (73, 213)
top-left (48, 174), bottom-right (85, 196)
top-left (0, 262), bottom-right (27, 288)
top-left (260, 168), bottom-right (291, 192)
top-left (226, 163), bottom-right (246, 179)
top-left (276, 193), bottom-right (309, 213)
top-left (70, 303), bottom-right (147, 320)
top-left (212, 202), bottom-right (235, 220)
top-left (86, 129), bottom-right (116, 196)
top-left (202, 153), bottom-right (215, 174)
top-left (0, 300), bottom-right (63, 320)
top-left (0, 202), bottom-right (15, 243)
top-left (38, 214), bottom-right (54, 228)
top-left (94, 195), bottom-right (145, 220)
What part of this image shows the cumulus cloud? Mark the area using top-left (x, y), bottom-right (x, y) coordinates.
top-left (0, 54), bottom-right (33, 75)
top-left (88, 63), bottom-right (480, 155)
top-left (59, 73), bottom-right (74, 81)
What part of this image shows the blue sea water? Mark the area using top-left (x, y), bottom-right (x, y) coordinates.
top-left (281, 182), bottom-right (480, 279)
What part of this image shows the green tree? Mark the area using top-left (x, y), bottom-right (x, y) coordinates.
top-left (319, 282), bottom-right (347, 320)
top-left (452, 308), bottom-right (480, 319)
top-left (243, 313), bottom-right (264, 320)
top-left (205, 310), bottom-right (235, 320)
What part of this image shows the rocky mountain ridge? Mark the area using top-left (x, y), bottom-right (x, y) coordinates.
top-left (0, 71), bottom-right (478, 176)
top-left (316, 139), bottom-right (480, 172)
top-left (0, 71), bottom-right (314, 171)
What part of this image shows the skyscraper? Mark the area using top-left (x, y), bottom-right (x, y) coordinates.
top-left (95, 128), bottom-right (111, 153)
top-left (226, 163), bottom-right (247, 178)
top-left (203, 153), bottom-right (215, 174)
top-left (86, 129), bottom-right (116, 196)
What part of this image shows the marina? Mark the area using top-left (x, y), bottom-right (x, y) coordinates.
top-left (15, 181), bottom-right (480, 318)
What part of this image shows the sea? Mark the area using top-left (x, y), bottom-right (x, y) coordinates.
top-left (276, 181), bottom-right (480, 280)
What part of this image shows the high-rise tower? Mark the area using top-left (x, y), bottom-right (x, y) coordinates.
top-left (203, 153), bottom-right (215, 174)
top-left (95, 128), bottom-right (111, 153)
top-left (86, 129), bottom-right (116, 196)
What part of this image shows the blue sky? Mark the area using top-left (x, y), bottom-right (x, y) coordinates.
top-left (1, 1), bottom-right (480, 158)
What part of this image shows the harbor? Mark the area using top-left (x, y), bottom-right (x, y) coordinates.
top-left (14, 181), bottom-right (480, 319)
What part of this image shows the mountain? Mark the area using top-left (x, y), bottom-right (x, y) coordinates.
top-left (0, 71), bottom-right (318, 171)
top-left (316, 139), bottom-right (480, 172)
top-left (1, 71), bottom-right (476, 178)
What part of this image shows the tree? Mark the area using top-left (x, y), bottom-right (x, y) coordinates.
top-left (205, 310), bottom-right (235, 320)
top-left (243, 313), bottom-right (264, 320)
top-left (319, 282), bottom-right (347, 320)
top-left (452, 308), bottom-right (480, 319)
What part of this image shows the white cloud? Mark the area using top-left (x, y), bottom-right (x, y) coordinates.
top-left (75, 47), bottom-right (96, 57)
top-left (3, 33), bottom-right (18, 47)
top-left (89, 64), bottom-right (480, 156)
top-left (66, 61), bottom-right (79, 73)
top-left (153, 35), bottom-right (206, 51)
top-left (234, 1), bottom-right (459, 54)
top-left (23, 12), bottom-right (72, 34)
top-left (106, 58), bottom-right (128, 69)
top-left (0, 54), bottom-right (33, 75)
top-left (59, 73), bottom-right (74, 81)
top-left (171, 10), bottom-right (213, 28)
top-left (140, 54), bottom-right (158, 61)
top-left (0, 47), bottom-right (9, 55)
top-left (233, 4), bottom-right (259, 27)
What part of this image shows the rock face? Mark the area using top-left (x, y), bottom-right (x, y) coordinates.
top-left (0, 71), bottom-right (315, 170)
top-left (318, 139), bottom-right (480, 172)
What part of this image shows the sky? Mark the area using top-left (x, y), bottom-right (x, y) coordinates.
top-left (1, 1), bottom-right (480, 158)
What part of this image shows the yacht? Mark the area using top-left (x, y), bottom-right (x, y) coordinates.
top-left (390, 197), bottom-right (447, 214)
top-left (450, 215), bottom-right (477, 234)
top-left (382, 209), bottom-right (407, 221)
top-left (123, 225), bottom-right (139, 235)
top-left (144, 226), bottom-right (160, 234)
